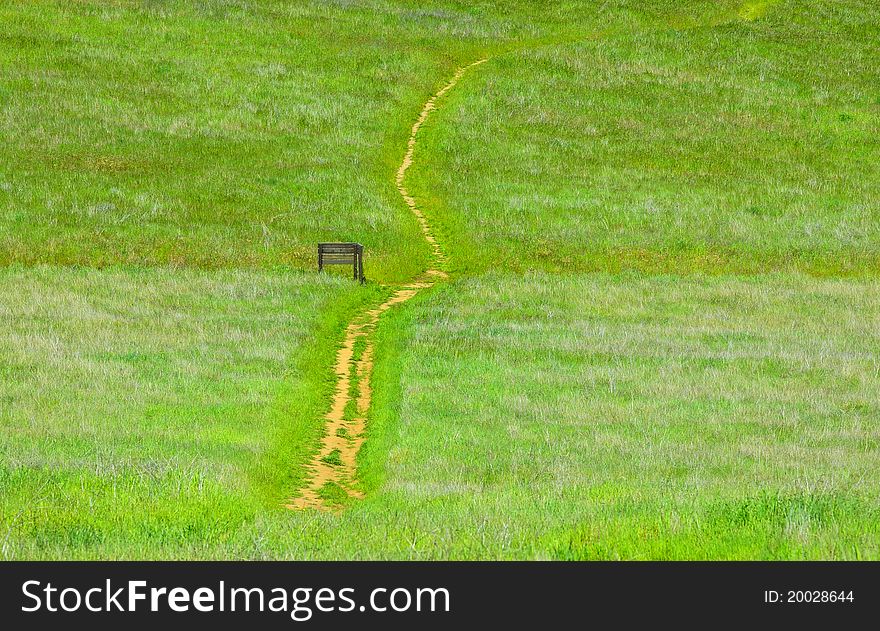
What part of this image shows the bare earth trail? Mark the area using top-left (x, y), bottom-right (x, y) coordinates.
top-left (287, 59), bottom-right (487, 510)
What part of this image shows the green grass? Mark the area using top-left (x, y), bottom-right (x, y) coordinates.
top-left (2, 0), bottom-right (879, 560)
top-left (317, 482), bottom-right (351, 509)
top-left (261, 272), bottom-right (879, 559)
top-left (6, 272), bottom-right (878, 559)
top-left (356, 272), bottom-right (880, 558)
top-left (0, 0), bottom-right (732, 281)
top-left (414, 0), bottom-right (880, 276)
top-left (0, 265), bottom-right (374, 559)
top-left (321, 450), bottom-right (344, 468)
top-left (2, 0), bottom-right (446, 281)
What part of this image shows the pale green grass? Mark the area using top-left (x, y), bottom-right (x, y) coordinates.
top-left (7, 272), bottom-right (879, 559)
top-left (293, 272), bottom-right (880, 559)
top-left (0, 266), bottom-right (373, 559)
top-left (414, 0), bottom-right (880, 275)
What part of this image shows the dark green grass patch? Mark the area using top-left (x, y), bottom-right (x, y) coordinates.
top-left (317, 482), bottom-right (351, 509)
top-left (321, 450), bottom-right (344, 468)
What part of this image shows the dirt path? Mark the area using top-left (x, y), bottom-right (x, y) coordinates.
top-left (287, 59), bottom-right (487, 510)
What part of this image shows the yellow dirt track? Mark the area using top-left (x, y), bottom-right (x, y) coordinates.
top-left (287, 59), bottom-right (487, 510)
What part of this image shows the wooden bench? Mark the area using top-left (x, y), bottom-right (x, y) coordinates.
top-left (318, 242), bottom-right (364, 284)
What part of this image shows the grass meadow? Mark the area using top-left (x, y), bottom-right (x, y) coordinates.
top-left (1, 0), bottom-right (878, 559)
top-left (413, 0), bottom-right (880, 275)
top-left (347, 272), bottom-right (880, 559)
top-left (0, 266), bottom-right (377, 558)
top-left (0, 0), bottom-right (732, 280)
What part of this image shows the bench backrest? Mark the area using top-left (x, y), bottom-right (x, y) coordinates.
top-left (318, 242), bottom-right (364, 283)
top-left (319, 243), bottom-right (359, 256)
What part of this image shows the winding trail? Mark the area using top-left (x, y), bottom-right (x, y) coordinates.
top-left (287, 59), bottom-right (487, 510)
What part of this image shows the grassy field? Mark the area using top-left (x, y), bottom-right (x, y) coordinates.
top-left (0, 0), bottom-right (731, 280)
top-left (1, 0), bottom-right (878, 559)
top-left (340, 272), bottom-right (880, 559)
top-left (414, 0), bottom-right (880, 275)
top-left (8, 272), bottom-right (876, 559)
top-left (0, 266), bottom-right (377, 558)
